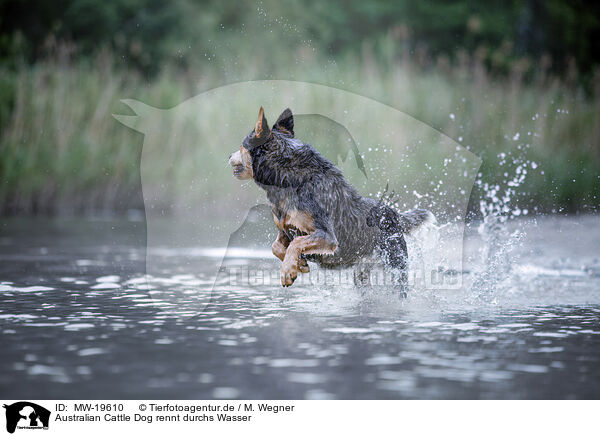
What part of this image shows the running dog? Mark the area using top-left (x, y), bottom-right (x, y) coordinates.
top-left (229, 107), bottom-right (432, 287)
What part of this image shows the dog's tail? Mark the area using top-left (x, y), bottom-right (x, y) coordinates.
top-left (398, 209), bottom-right (436, 234)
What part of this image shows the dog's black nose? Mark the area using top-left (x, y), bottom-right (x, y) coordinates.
top-left (228, 154), bottom-right (232, 160)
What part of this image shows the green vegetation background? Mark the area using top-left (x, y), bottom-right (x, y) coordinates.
top-left (0, 0), bottom-right (599, 216)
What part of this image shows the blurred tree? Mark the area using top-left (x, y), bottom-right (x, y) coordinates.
top-left (0, 0), bottom-right (598, 76)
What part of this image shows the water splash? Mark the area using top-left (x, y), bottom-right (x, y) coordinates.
top-left (467, 154), bottom-right (537, 302)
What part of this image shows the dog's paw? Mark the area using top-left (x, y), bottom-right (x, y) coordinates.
top-left (281, 261), bottom-right (298, 287)
top-left (299, 258), bottom-right (310, 274)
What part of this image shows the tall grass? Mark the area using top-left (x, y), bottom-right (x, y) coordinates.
top-left (1, 47), bottom-right (598, 216)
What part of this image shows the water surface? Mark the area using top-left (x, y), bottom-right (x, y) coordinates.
top-left (1, 216), bottom-right (599, 399)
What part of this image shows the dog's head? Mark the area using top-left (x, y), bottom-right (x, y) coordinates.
top-left (228, 107), bottom-right (294, 180)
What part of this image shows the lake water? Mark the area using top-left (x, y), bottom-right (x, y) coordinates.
top-left (1, 215), bottom-right (599, 399)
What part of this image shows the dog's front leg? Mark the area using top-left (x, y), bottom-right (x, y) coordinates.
top-left (272, 230), bottom-right (290, 262)
top-left (273, 230), bottom-right (310, 273)
top-left (281, 230), bottom-right (337, 287)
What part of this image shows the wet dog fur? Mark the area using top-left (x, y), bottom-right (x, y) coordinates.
top-left (229, 107), bottom-right (432, 287)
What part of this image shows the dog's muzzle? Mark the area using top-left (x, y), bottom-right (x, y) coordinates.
top-left (229, 151), bottom-right (245, 179)
top-left (232, 165), bottom-right (244, 177)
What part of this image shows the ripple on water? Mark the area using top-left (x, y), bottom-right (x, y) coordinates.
top-left (456, 335), bottom-right (498, 343)
top-left (532, 332), bottom-right (568, 338)
top-left (77, 348), bottom-right (106, 356)
top-left (528, 347), bottom-right (564, 353)
top-left (449, 322), bottom-right (480, 331)
top-left (0, 314), bottom-right (38, 320)
top-left (478, 370), bottom-right (513, 382)
top-left (268, 359), bottom-right (320, 368)
top-left (0, 285), bottom-right (54, 293)
top-left (96, 275), bottom-right (120, 282)
top-left (91, 283), bottom-right (121, 290)
top-left (365, 355), bottom-right (403, 365)
top-left (376, 369), bottom-right (417, 391)
top-left (212, 387), bottom-right (240, 399)
top-left (197, 373), bottom-right (214, 383)
top-left (288, 373), bottom-right (327, 384)
top-left (26, 365), bottom-right (71, 383)
top-left (304, 390), bottom-right (336, 400)
top-left (324, 327), bottom-right (373, 334)
top-left (64, 323), bottom-right (95, 331)
top-left (414, 321), bottom-right (444, 327)
top-left (218, 339), bottom-right (238, 346)
top-left (507, 363), bottom-right (548, 373)
top-left (76, 366), bottom-right (92, 376)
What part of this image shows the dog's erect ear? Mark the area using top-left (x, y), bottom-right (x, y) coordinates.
top-left (272, 108), bottom-right (294, 136)
top-left (254, 107), bottom-right (270, 138)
